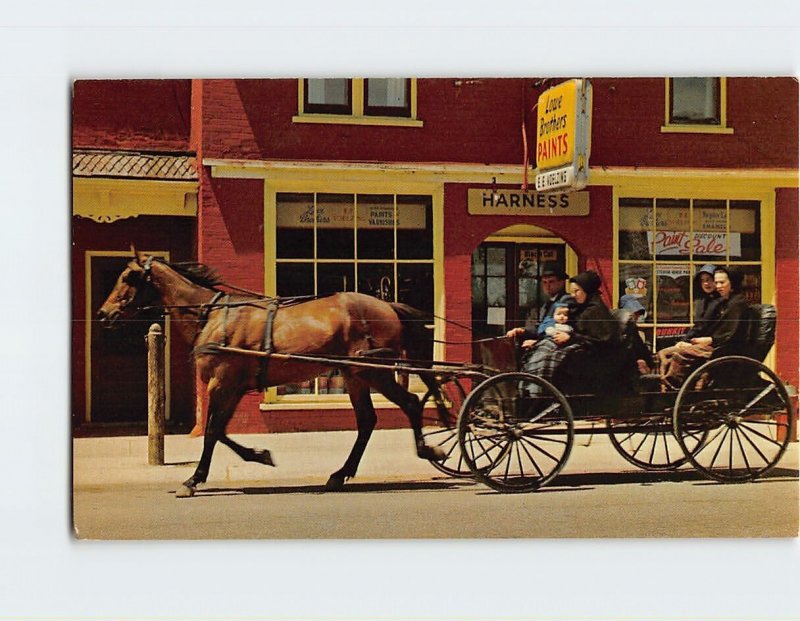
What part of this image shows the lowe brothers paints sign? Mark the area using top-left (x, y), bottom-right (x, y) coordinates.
top-left (535, 79), bottom-right (592, 192)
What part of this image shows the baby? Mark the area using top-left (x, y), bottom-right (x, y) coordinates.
top-left (538, 302), bottom-right (573, 339)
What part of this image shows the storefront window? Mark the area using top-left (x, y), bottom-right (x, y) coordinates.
top-left (275, 192), bottom-right (435, 396)
top-left (618, 197), bottom-right (762, 350)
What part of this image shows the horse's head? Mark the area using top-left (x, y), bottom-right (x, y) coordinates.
top-left (96, 247), bottom-right (159, 327)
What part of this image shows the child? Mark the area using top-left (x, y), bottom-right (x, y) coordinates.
top-left (537, 302), bottom-right (573, 341)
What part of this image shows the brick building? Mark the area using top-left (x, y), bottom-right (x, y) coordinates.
top-left (71, 77), bottom-right (799, 435)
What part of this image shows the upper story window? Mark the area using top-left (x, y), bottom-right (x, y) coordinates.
top-left (662, 77), bottom-right (733, 134)
top-left (304, 79), bottom-right (352, 115)
top-left (295, 78), bottom-right (422, 127)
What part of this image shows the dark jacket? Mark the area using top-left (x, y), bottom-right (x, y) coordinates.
top-left (685, 292), bottom-right (750, 354)
top-left (708, 293), bottom-right (751, 354)
top-left (569, 293), bottom-right (620, 350)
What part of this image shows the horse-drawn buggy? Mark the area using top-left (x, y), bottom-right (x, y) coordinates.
top-left (97, 250), bottom-right (795, 496)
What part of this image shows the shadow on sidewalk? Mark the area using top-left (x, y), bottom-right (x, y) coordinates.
top-left (180, 479), bottom-right (477, 497)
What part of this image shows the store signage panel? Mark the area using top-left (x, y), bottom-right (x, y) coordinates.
top-left (467, 189), bottom-right (589, 216)
top-left (277, 201), bottom-right (426, 229)
top-left (620, 206), bottom-right (755, 233)
top-left (534, 78), bottom-right (592, 192)
top-left (647, 231), bottom-right (742, 257)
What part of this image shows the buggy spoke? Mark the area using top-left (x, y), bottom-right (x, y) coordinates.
top-left (733, 427), bottom-right (755, 474)
top-left (519, 435), bottom-right (563, 464)
top-left (736, 424), bottom-right (774, 466)
top-left (737, 421), bottom-right (784, 447)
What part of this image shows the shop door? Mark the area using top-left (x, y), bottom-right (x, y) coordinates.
top-left (471, 242), bottom-right (567, 338)
top-left (89, 255), bottom-right (165, 423)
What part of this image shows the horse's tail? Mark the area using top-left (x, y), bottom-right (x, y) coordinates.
top-left (389, 302), bottom-right (434, 362)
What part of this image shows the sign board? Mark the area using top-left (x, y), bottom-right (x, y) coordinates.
top-left (467, 189), bottom-right (589, 216)
top-left (535, 79), bottom-right (592, 192)
top-left (276, 200), bottom-right (426, 230)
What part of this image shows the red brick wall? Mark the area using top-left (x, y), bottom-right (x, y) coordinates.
top-left (200, 78), bottom-right (798, 170)
top-left (71, 216), bottom-right (196, 428)
top-left (591, 78), bottom-right (798, 169)
top-left (72, 79), bottom-right (192, 151)
top-left (196, 173), bottom-right (265, 431)
top-left (775, 188), bottom-right (799, 388)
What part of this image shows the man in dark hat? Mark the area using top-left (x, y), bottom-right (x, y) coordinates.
top-left (506, 261), bottom-right (573, 344)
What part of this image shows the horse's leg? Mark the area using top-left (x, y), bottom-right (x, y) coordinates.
top-left (364, 370), bottom-right (447, 462)
top-left (326, 375), bottom-right (376, 492)
top-left (176, 380), bottom-right (241, 498)
top-left (219, 435), bottom-right (275, 467)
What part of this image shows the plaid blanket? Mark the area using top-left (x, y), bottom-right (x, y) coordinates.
top-left (521, 339), bottom-right (585, 393)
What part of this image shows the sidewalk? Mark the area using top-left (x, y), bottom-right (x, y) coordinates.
top-left (72, 426), bottom-right (739, 487)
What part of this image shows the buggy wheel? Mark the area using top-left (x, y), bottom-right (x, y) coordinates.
top-left (673, 356), bottom-right (794, 483)
top-left (458, 372), bottom-right (573, 493)
top-left (420, 375), bottom-right (480, 477)
top-left (607, 416), bottom-right (707, 471)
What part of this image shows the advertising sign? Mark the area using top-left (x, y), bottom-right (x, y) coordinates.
top-left (535, 79), bottom-right (592, 192)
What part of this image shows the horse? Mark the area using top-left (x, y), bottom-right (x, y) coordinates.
top-left (96, 247), bottom-right (446, 497)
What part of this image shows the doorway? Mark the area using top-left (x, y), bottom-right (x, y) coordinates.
top-left (471, 241), bottom-right (568, 339)
top-left (87, 253), bottom-right (168, 424)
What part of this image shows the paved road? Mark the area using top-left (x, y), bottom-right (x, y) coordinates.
top-left (73, 465), bottom-right (798, 539)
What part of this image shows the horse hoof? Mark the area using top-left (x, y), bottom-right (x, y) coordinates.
top-left (418, 445), bottom-right (447, 461)
top-left (325, 475), bottom-right (346, 492)
top-left (176, 484), bottom-right (196, 498)
top-left (254, 449), bottom-right (276, 467)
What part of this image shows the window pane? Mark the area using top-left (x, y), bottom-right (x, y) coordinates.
top-left (317, 263), bottom-right (355, 296)
top-left (276, 262), bottom-right (314, 298)
top-left (618, 263), bottom-right (653, 320)
top-left (654, 198), bottom-right (690, 261)
top-left (486, 247), bottom-right (506, 276)
top-left (365, 78), bottom-right (411, 117)
top-left (367, 79), bottom-right (407, 107)
top-left (276, 193), bottom-right (314, 259)
top-left (397, 263), bottom-right (434, 315)
top-left (307, 79), bottom-right (349, 105)
top-left (358, 263), bottom-right (394, 301)
top-left (316, 194), bottom-right (354, 259)
top-left (396, 195), bottom-right (433, 259)
top-left (472, 275), bottom-right (486, 306)
top-left (738, 265), bottom-right (762, 304)
top-left (656, 264), bottom-right (690, 323)
top-left (619, 198), bottom-right (654, 260)
top-left (671, 78), bottom-right (720, 124)
top-left (357, 194), bottom-right (394, 259)
top-left (472, 247), bottom-right (486, 276)
top-left (730, 200), bottom-right (761, 261)
top-left (691, 199), bottom-right (728, 261)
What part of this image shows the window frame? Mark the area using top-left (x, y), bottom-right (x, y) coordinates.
top-left (616, 195), bottom-right (764, 352)
top-left (294, 78), bottom-right (423, 127)
top-left (264, 182), bottom-right (442, 406)
top-left (364, 78), bottom-right (412, 118)
top-left (661, 77), bottom-right (734, 135)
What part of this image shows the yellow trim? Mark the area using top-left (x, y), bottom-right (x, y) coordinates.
top-left (261, 176), bottom-right (444, 407)
top-left (292, 115), bottom-right (424, 127)
top-left (84, 250), bottom-right (171, 424)
top-left (73, 178), bottom-right (197, 222)
top-left (662, 77), bottom-right (734, 134)
top-left (208, 159), bottom-right (799, 189)
top-left (295, 78), bottom-right (422, 127)
top-left (660, 125), bottom-right (734, 135)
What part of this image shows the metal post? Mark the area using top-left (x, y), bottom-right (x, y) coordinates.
top-left (147, 323), bottom-right (165, 465)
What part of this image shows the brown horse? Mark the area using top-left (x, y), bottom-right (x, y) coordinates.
top-left (96, 248), bottom-right (446, 497)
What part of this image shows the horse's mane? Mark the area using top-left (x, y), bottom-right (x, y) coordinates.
top-left (157, 259), bottom-right (224, 289)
